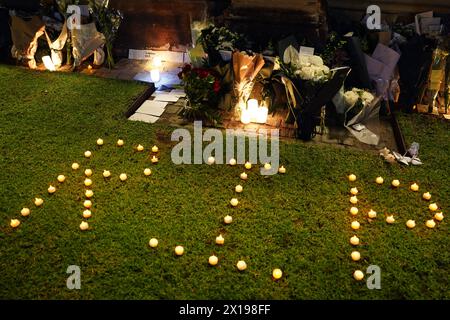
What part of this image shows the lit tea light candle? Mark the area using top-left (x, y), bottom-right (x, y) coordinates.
top-left (235, 185), bottom-right (243, 193)
top-left (144, 168), bottom-right (152, 176)
top-left (137, 144), bottom-right (144, 152)
top-left (150, 69), bottom-right (160, 83)
top-left (72, 163), bottom-right (80, 170)
top-left (208, 255), bottom-right (218, 266)
top-left (79, 221), bottom-right (89, 231)
top-left (84, 169), bottom-right (93, 177)
top-left (429, 203), bottom-right (438, 211)
top-left (422, 192), bottom-right (431, 200)
top-left (84, 151), bottom-right (92, 158)
top-left (117, 139), bottom-right (124, 147)
top-left (216, 234), bottom-right (224, 245)
top-left (348, 174), bottom-right (356, 182)
top-left (10, 219), bottom-right (20, 228)
top-left (57, 175), bottom-right (66, 183)
top-left (350, 196), bottom-right (358, 204)
top-left (350, 187), bottom-right (358, 195)
top-left (207, 156), bottom-right (215, 165)
top-left (410, 183), bottom-right (419, 192)
top-left (426, 219), bottom-right (436, 228)
top-left (83, 200), bottom-right (92, 209)
top-left (264, 163), bottom-right (271, 170)
top-left (386, 215), bottom-right (395, 224)
top-left (245, 162), bottom-right (252, 170)
top-left (175, 245), bottom-right (184, 256)
top-left (149, 238), bottom-right (158, 248)
top-left (97, 138), bottom-right (104, 146)
top-left (434, 212), bottom-right (444, 221)
top-left (83, 209), bottom-right (92, 219)
top-left (236, 260), bottom-right (247, 271)
top-left (350, 207), bottom-right (358, 215)
top-left (151, 145), bottom-right (159, 153)
top-left (368, 209), bottom-right (377, 219)
top-left (224, 215), bottom-right (233, 224)
top-left (351, 251), bottom-right (361, 261)
top-left (85, 190), bottom-right (94, 198)
top-left (229, 158), bottom-right (237, 166)
top-left (84, 178), bottom-right (92, 187)
top-left (240, 172), bottom-right (248, 180)
top-left (230, 198), bottom-right (239, 207)
top-left (391, 179), bottom-right (400, 187)
top-left (34, 198), bottom-right (44, 207)
top-left (119, 173), bottom-right (127, 181)
top-left (48, 185), bottom-right (56, 194)
top-left (375, 176), bottom-right (384, 184)
top-left (353, 270), bottom-right (364, 281)
top-left (278, 166), bottom-right (286, 174)
top-left (351, 221), bottom-right (360, 230)
top-left (103, 170), bottom-right (111, 178)
top-left (272, 268), bottom-right (282, 280)
top-left (406, 220), bottom-right (416, 229)
top-left (350, 235), bottom-right (360, 246)
top-left (151, 156), bottom-right (159, 164)
top-left (21, 208), bottom-right (30, 217)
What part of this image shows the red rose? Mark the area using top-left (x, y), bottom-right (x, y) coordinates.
top-left (213, 79), bottom-right (221, 93)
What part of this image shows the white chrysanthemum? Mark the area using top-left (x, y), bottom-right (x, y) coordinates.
top-left (362, 91), bottom-right (374, 104)
top-left (309, 55), bottom-right (324, 66)
top-left (344, 90), bottom-right (359, 107)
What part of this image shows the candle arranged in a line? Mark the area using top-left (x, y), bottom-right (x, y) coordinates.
top-left (230, 198), bottom-right (239, 207)
top-left (208, 255), bottom-right (218, 266)
top-left (117, 139), bottom-right (124, 147)
top-left (149, 238), bottom-right (158, 248)
top-left (34, 198), bottom-right (44, 207)
top-left (224, 215), bottom-right (233, 224)
top-left (80, 221), bottom-right (89, 231)
top-left (175, 245), bottom-right (184, 256)
top-left (229, 158), bottom-right (237, 166)
top-left (368, 209), bottom-right (377, 219)
top-left (137, 144), bottom-right (144, 152)
top-left (434, 212), bottom-right (444, 221)
top-left (48, 185), bottom-right (56, 194)
top-left (207, 156), bottom-right (215, 165)
top-left (272, 268), bottom-right (282, 280)
top-left (410, 183), bottom-right (419, 191)
top-left (103, 170), bottom-right (111, 178)
top-left (240, 172), bottom-right (248, 180)
top-left (84, 151), bottom-right (92, 158)
top-left (353, 270), bottom-right (364, 281)
top-left (10, 219), bottom-right (20, 228)
top-left (21, 208), bottom-right (30, 217)
top-left (348, 174), bottom-right (356, 182)
top-left (422, 192), bottom-right (431, 200)
top-left (72, 163), bottom-right (80, 170)
top-left (151, 145), bottom-right (159, 153)
top-left (375, 176), bottom-right (384, 184)
top-left (278, 166), bottom-right (286, 174)
top-left (97, 138), bottom-right (104, 146)
top-left (144, 168), bottom-right (152, 176)
top-left (236, 260), bottom-right (247, 271)
top-left (391, 179), bottom-right (400, 187)
top-left (406, 220), bottom-right (416, 229)
top-left (386, 215), bottom-right (395, 224)
top-left (245, 162), bottom-right (252, 170)
top-left (235, 185), bottom-right (243, 193)
top-left (351, 251), bottom-right (361, 261)
top-left (57, 175), bottom-right (66, 183)
top-left (119, 173), bottom-right (127, 181)
top-left (216, 234), bottom-right (224, 245)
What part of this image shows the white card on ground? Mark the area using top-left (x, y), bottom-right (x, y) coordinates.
top-left (170, 89), bottom-right (186, 97)
top-left (152, 93), bottom-right (180, 102)
top-left (129, 113), bottom-right (159, 123)
top-left (136, 100), bottom-right (167, 116)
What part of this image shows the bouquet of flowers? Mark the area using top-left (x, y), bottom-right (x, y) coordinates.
top-left (89, 0), bottom-right (123, 68)
top-left (178, 64), bottom-right (223, 123)
top-left (343, 87), bottom-right (375, 124)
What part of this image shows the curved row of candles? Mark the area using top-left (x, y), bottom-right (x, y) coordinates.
top-left (347, 174), bottom-right (445, 282)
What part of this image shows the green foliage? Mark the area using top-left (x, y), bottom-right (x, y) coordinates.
top-left (0, 66), bottom-right (449, 299)
top-left (197, 25), bottom-right (247, 53)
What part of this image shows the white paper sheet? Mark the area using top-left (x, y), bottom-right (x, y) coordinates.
top-left (128, 113), bottom-right (159, 123)
top-left (151, 93), bottom-right (180, 102)
top-left (136, 100), bottom-right (168, 116)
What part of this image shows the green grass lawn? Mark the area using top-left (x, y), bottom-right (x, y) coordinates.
top-left (0, 65), bottom-right (448, 300)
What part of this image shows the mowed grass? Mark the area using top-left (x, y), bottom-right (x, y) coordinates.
top-left (0, 64), bottom-right (448, 300)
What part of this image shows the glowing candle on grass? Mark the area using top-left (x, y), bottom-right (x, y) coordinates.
top-left (272, 268), bottom-right (282, 280)
top-left (10, 219), bottom-right (20, 228)
top-left (348, 174), bottom-right (356, 182)
top-left (426, 219), bottom-right (436, 228)
top-left (207, 156), bottom-right (215, 165)
top-left (375, 176), bottom-right (384, 184)
top-left (368, 209), bottom-right (377, 219)
top-left (240, 172), bottom-right (248, 180)
top-left (386, 215), bottom-right (395, 224)
top-left (224, 215), bottom-right (233, 224)
top-left (83, 200), bottom-right (92, 209)
top-left (97, 138), bottom-right (104, 146)
top-left (84, 151), bottom-right (92, 158)
top-left (175, 245), bottom-right (184, 256)
top-left (72, 163), bottom-right (80, 170)
top-left (151, 156), bottom-right (159, 164)
top-left (119, 173), bottom-right (127, 182)
top-left (84, 178), bottom-right (92, 187)
top-left (353, 270), bottom-right (364, 281)
top-left (151, 145), bottom-right (159, 153)
top-left (351, 221), bottom-right (360, 230)
top-left (137, 144), bottom-right (144, 152)
top-left (429, 203), bottom-right (438, 211)
top-left (391, 179), bottom-right (400, 187)
top-left (406, 220), bottom-right (416, 229)
top-left (57, 175), bottom-right (66, 183)
top-left (149, 238), bottom-right (158, 248)
top-left (247, 99), bottom-right (259, 122)
top-left (351, 251), bottom-right (361, 261)
top-left (350, 187), bottom-right (358, 195)
top-left (48, 185), bottom-right (56, 194)
top-left (229, 158), bottom-right (237, 166)
top-left (230, 198), bottom-right (239, 207)
top-left (84, 169), bottom-right (93, 177)
top-left (350, 207), bottom-right (358, 215)
top-left (235, 185), bottom-right (243, 193)
top-left (83, 210), bottom-right (92, 219)
top-left (264, 163), bottom-right (271, 170)
top-left (85, 190), bottom-right (94, 198)
top-left (410, 183), bottom-right (419, 192)
top-left (278, 166), bottom-right (286, 174)
top-left (34, 198), bottom-right (44, 207)
top-left (117, 139), bottom-right (124, 147)
top-left (434, 212), bottom-right (444, 221)
top-left (144, 168), bottom-right (152, 176)
top-left (216, 234), bottom-right (224, 245)
top-left (245, 162), bottom-right (252, 170)
top-left (103, 170), bottom-right (111, 178)
top-left (236, 260), bottom-right (247, 271)
top-left (422, 192), bottom-right (431, 200)
top-left (350, 235), bottom-right (360, 246)
top-left (79, 221), bottom-right (89, 231)
top-left (208, 255), bottom-right (218, 266)
top-left (21, 208), bottom-right (30, 217)
top-left (350, 196), bottom-right (358, 204)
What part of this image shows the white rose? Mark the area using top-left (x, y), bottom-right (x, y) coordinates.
top-left (344, 91), bottom-right (359, 107)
